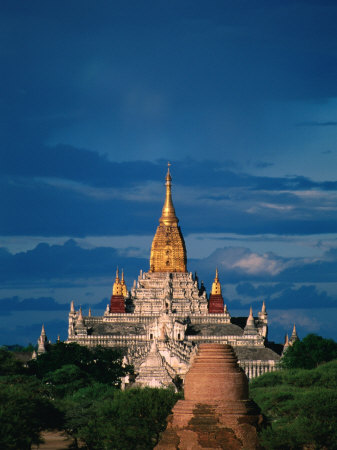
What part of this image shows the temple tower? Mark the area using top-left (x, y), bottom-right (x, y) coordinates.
top-left (150, 164), bottom-right (187, 273)
top-left (156, 344), bottom-right (262, 449)
top-left (208, 268), bottom-right (225, 313)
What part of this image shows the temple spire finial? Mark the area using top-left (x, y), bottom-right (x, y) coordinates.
top-left (211, 268), bottom-right (222, 295)
top-left (113, 267), bottom-right (123, 295)
top-left (160, 163), bottom-right (178, 226)
top-left (150, 165), bottom-right (187, 272)
top-left (290, 323), bottom-right (299, 344)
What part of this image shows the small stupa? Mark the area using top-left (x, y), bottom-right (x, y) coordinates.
top-left (156, 343), bottom-right (263, 449)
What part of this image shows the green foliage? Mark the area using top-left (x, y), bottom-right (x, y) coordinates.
top-left (28, 342), bottom-right (133, 388)
top-left (250, 360), bottom-right (337, 449)
top-left (59, 385), bottom-right (181, 449)
top-left (281, 333), bottom-right (337, 369)
top-left (0, 348), bottom-right (25, 375)
top-left (2, 344), bottom-right (36, 353)
top-left (43, 364), bottom-right (91, 398)
top-left (0, 375), bottom-right (62, 450)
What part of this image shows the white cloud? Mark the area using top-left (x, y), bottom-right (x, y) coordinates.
top-left (231, 252), bottom-right (286, 276)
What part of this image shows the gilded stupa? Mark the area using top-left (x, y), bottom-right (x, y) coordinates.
top-left (63, 165), bottom-right (283, 388)
top-left (150, 164), bottom-right (187, 273)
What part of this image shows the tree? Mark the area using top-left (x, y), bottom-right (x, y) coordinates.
top-left (42, 364), bottom-right (91, 398)
top-left (250, 360), bottom-right (337, 449)
top-left (59, 386), bottom-right (181, 449)
top-left (0, 348), bottom-right (25, 375)
top-left (27, 342), bottom-right (133, 386)
top-left (281, 334), bottom-right (337, 369)
top-left (0, 375), bottom-right (62, 450)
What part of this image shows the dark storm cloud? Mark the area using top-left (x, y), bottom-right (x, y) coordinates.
top-left (2, 145), bottom-right (337, 191)
top-left (0, 240), bottom-right (147, 283)
top-left (3, 241), bottom-right (337, 289)
top-left (0, 320), bottom-right (68, 346)
top-left (0, 296), bottom-right (69, 314)
top-left (2, 146), bottom-right (337, 236)
top-left (236, 282), bottom-right (293, 297)
top-left (192, 246), bottom-right (337, 285)
top-left (235, 284), bottom-right (337, 310)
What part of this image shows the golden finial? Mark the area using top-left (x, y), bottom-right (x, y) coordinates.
top-left (150, 165), bottom-right (187, 272)
top-left (121, 269), bottom-right (128, 297)
top-left (211, 267), bottom-right (222, 295)
top-left (160, 163), bottom-right (178, 226)
top-left (112, 267), bottom-right (122, 295)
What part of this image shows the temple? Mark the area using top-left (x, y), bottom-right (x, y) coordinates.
top-left (65, 165), bottom-right (283, 388)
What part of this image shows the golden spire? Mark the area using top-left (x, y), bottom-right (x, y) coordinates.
top-left (150, 164), bottom-right (187, 273)
top-left (159, 163), bottom-right (179, 226)
top-left (112, 267), bottom-right (122, 296)
top-left (121, 269), bottom-right (128, 297)
top-left (211, 268), bottom-right (222, 295)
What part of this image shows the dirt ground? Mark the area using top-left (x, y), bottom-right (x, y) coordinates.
top-left (31, 431), bottom-right (73, 449)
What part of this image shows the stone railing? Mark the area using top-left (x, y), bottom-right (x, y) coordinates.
top-left (101, 314), bottom-right (156, 323)
top-left (185, 335), bottom-right (265, 347)
top-left (238, 359), bottom-right (278, 379)
top-left (187, 314), bottom-right (231, 324)
top-left (164, 340), bottom-right (193, 362)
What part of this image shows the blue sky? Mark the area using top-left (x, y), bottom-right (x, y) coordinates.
top-left (1, 0), bottom-right (337, 345)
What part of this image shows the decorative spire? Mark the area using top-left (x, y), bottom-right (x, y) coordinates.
top-left (88, 307), bottom-right (92, 317)
top-left (57, 335), bottom-right (60, 343)
top-left (261, 301), bottom-right (266, 314)
top-left (290, 323), bottom-right (299, 343)
top-left (37, 324), bottom-right (47, 354)
top-left (244, 307), bottom-right (257, 335)
top-left (211, 267), bottom-right (222, 295)
top-left (70, 300), bottom-right (75, 313)
top-left (77, 307), bottom-right (84, 324)
top-left (149, 165), bottom-right (187, 273)
top-left (159, 162), bottom-right (179, 226)
top-left (121, 269), bottom-right (128, 297)
top-left (112, 267), bottom-right (123, 295)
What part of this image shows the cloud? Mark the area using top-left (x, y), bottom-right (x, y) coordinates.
top-left (4, 240), bottom-right (337, 290)
top-left (0, 240), bottom-right (147, 284)
top-left (235, 282), bottom-right (337, 310)
top-left (0, 319), bottom-right (68, 347)
top-left (192, 247), bottom-right (291, 282)
top-left (236, 282), bottom-right (293, 297)
top-left (0, 296), bottom-right (70, 314)
top-left (3, 151), bottom-right (337, 237)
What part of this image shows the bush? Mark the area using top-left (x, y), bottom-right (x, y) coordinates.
top-left (250, 360), bottom-right (337, 449)
top-left (0, 375), bottom-right (62, 450)
top-left (281, 334), bottom-right (337, 369)
top-left (59, 386), bottom-right (181, 449)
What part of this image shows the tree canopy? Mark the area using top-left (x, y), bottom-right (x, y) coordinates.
top-left (250, 359), bottom-right (337, 449)
top-left (27, 342), bottom-right (133, 386)
top-left (281, 333), bottom-right (337, 369)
